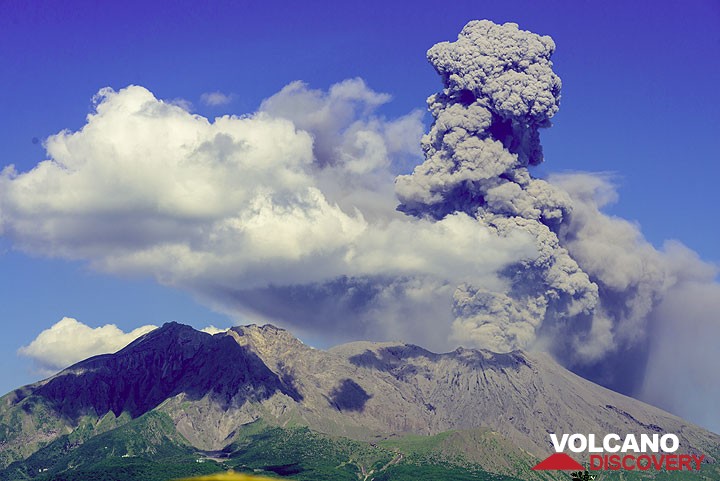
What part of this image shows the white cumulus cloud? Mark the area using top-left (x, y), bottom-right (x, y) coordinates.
top-left (18, 318), bottom-right (158, 373)
top-left (200, 91), bottom-right (233, 106)
top-left (200, 325), bottom-right (229, 335)
top-left (0, 83), bottom-right (536, 350)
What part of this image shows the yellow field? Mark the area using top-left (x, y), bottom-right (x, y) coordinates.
top-left (175, 471), bottom-right (278, 481)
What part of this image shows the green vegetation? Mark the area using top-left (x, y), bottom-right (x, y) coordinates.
top-left (223, 423), bottom-right (523, 481)
top-left (1, 415), bottom-right (526, 481)
top-left (2, 413), bottom-right (719, 481)
top-left (372, 463), bottom-right (515, 480)
top-left (0, 411), bottom-right (220, 481)
top-left (0, 392), bottom-right (72, 468)
top-left (226, 424), bottom-right (395, 481)
top-left (36, 457), bottom-right (223, 481)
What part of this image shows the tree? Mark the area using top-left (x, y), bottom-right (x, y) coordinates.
top-left (570, 471), bottom-right (596, 481)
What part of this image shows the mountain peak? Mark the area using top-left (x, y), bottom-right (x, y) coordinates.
top-left (3, 321), bottom-right (718, 478)
top-left (233, 323), bottom-right (288, 333)
top-left (227, 323), bottom-right (308, 359)
top-left (28, 321), bottom-right (300, 421)
top-left (117, 320), bottom-right (196, 351)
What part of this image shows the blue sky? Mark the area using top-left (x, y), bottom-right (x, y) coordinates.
top-left (1, 0), bottom-right (719, 429)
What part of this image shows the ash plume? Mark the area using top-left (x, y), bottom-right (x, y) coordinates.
top-left (394, 20), bottom-right (718, 421)
top-left (396, 20), bottom-right (601, 358)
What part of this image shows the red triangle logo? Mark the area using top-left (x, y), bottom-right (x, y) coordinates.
top-left (532, 452), bottom-right (585, 471)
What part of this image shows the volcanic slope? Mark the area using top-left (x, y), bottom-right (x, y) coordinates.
top-left (1, 323), bottom-right (717, 481)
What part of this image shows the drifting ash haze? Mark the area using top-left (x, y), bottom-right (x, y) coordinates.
top-left (2, 21), bottom-right (719, 432)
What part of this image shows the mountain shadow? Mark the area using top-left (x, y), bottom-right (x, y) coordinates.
top-left (329, 379), bottom-right (371, 412)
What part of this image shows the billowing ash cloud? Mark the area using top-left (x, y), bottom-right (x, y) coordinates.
top-left (397, 20), bottom-right (564, 218)
top-left (396, 21), bottom-right (599, 356)
top-left (394, 20), bottom-right (719, 432)
top-left (1, 20), bottom-right (718, 432)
